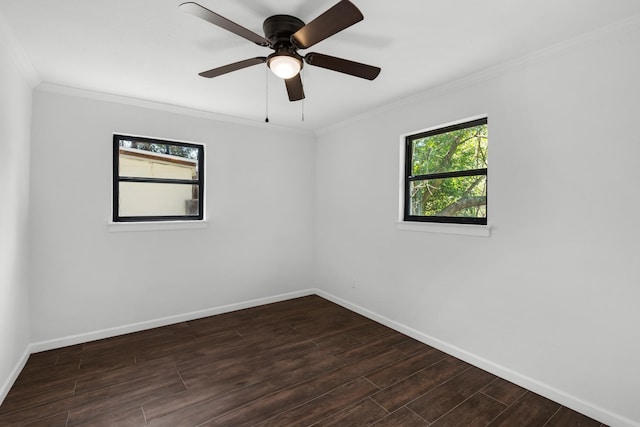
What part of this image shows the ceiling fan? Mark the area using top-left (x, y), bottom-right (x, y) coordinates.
top-left (179, 0), bottom-right (381, 102)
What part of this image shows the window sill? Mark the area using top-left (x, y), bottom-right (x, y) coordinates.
top-left (108, 220), bottom-right (209, 233)
top-left (396, 221), bottom-right (491, 237)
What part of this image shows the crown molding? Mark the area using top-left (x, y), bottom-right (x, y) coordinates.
top-left (316, 13), bottom-right (640, 137)
top-left (35, 82), bottom-right (315, 138)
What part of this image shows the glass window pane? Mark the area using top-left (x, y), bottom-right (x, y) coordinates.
top-left (118, 140), bottom-right (200, 160)
top-left (409, 175), bottom-right (486, 218)
top-left (411, 123), bottom-right (487, 176)
top-left (118, 182), bottom-right (200, 217)
top-left (118, 146), bottom-right (199, 180)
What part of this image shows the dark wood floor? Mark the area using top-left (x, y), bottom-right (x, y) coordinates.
top-left (0, 295), bottom-right (605, 426)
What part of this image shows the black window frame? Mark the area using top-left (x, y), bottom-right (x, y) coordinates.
top-left (113, 134), bottom-right (205, 222)
top-left (403, 117), bottom-right (488, 225)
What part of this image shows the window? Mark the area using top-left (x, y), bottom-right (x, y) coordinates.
top-left (113, 134), bottom-right (204, 222)
top-left (404, 118), bottom-right (487, 225)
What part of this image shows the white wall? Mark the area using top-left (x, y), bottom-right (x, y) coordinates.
top-left (315, 22), bottom-right (640, 426)
top-left (8, 12), bottom-right (640, 426)
top-left (0, 30), bottom-right (32, 400)
top-left (29, 89), bottom-right (316, 343)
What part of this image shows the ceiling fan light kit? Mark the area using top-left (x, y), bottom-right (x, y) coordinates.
top-left (179, 0), bottom-right (380, 102)
top-left (267, 52), bottom-right (302, 79)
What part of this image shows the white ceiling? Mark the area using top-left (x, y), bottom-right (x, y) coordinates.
top-left (1, 1), bottom-right (639, 131)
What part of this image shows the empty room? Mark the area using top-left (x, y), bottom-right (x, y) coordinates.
top-left (1, 1), bottom-right (639, 426)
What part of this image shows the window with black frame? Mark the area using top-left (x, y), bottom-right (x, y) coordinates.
top-left (404, 118), bottom-right (487, 225)
top-left (113, 134), bottom-right (204, 222)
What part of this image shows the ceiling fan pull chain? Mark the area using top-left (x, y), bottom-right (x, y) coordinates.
top-left (301, 69), bottom-right (305, 122)
top-left (265, 66), bottom-right (270, 123)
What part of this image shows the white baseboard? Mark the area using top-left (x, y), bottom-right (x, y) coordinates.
top-left (29, 289), bottom-right (315, 353)
top-left (0, 346), bottom-right (30, 405)
top-left (315, 289), bottom-right (639, 427)
top-left (2, 289), bottom-right (314, 406)
top-left (6, 288), bottom-right (638, 427)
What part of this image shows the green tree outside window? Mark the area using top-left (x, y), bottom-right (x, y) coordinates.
top-left (405, 118), bottom-right (487, 224)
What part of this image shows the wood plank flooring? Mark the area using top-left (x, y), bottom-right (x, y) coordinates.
top-left (0, 295), bottom-right (606, 426)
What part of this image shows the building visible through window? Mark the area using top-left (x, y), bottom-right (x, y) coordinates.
top-left (113, 134), bottom-right (204, 222)
top-left (404, 118), bottom-right (487, 225)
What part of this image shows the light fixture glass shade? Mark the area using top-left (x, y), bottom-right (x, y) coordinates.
top-left (268, 55), bottom-right (301, 79)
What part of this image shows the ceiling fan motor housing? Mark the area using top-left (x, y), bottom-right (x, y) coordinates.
top-left (263, 15), bottom-right (305, 48)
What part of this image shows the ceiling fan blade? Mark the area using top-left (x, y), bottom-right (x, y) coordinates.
top-left (179, 2), bottom-right (270, 47)
top-left (284, 74), bottom-right (305, 101)
top-left (199, 57), bottom-right (267, 78)
top-left (291, 0), bottom-right (363, 49)
top-left (305, 53), bottom-right (380, 80)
